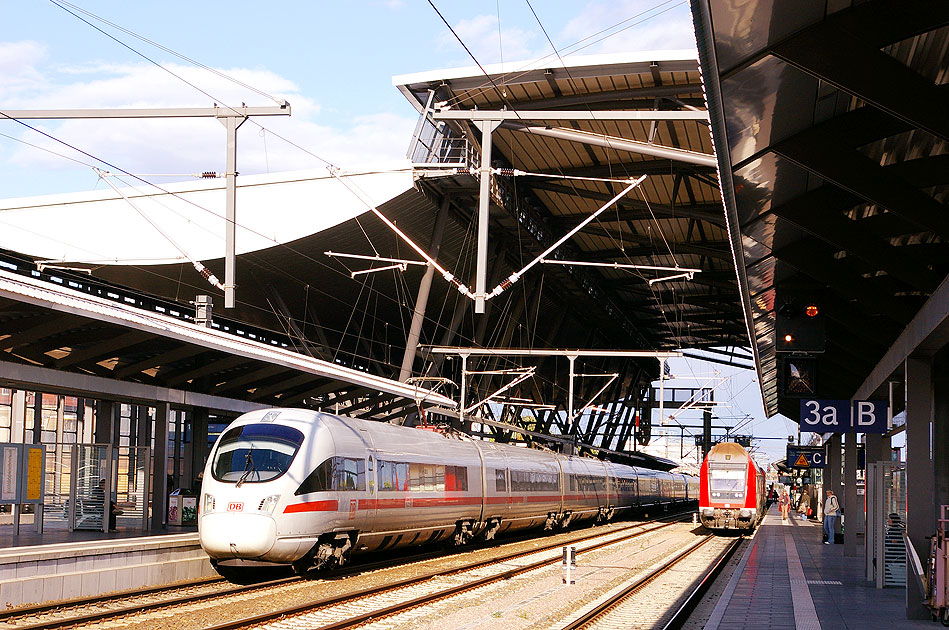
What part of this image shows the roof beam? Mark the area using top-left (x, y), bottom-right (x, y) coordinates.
top-left (115, 345), bottom-right (208, 379)
top-left (164, 355), bottom-right (251, 386)
top-left (0, 315), bottom-right (78, 351)
top-left (513, 83), bottom-right (704, 110)
top-left (506, 124), bottom-right (717, 167)
top-left (771, 133), bottom-right (949, 236)
top-left (768, 3), bottom-right (949, 141)
top-left (770, 189), bottom-right (943, 293)
top-left (534, 182), bottom-right (725, 226)
top-left (433, 109), bottom-right (708, 122)
top-left (55, 330), bottom-right (153, 369)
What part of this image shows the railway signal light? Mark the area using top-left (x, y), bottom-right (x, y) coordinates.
top-left (775, 295), bottom-right (825, 353)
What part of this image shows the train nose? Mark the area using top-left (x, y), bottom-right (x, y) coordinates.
top-left (200, 513), bottom-right (277, 559)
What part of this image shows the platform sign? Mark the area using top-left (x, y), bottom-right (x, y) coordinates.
top-left (23, 445), bottom-right (44, 502)
top-left (799, 399), bottom-right (888, 434)
top-left (1, 447), bottom-right (18, 502)
top-left (787, 446), bottom-right (825, 468)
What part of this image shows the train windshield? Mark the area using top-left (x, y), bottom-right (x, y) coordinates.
top-left (212, 423), bottom-right (304, 484)
top-left (708, 462), bottom-right (747, 495)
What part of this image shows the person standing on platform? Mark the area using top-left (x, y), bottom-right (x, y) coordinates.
top-left (798, 490), bottom-right (810, 520)
top-left (780, 491), bottom-right (791, 521)
top-left (823, 490), bottom-right (839, 544)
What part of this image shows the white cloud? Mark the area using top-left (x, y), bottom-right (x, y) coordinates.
top-left (560, 1), bottom-right (696, 55)
top-left (436, 14), bottom-right (539, 66)
top-left (0, 41), bottom-right (48, 96)
top-left (2, 60), bottom-right (417, 188)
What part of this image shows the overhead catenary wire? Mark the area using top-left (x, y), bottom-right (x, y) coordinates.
top-left (95, 169), bottom-right (224, 291)
top-left (49, 0), bottom-right (283, 106)
top-left (12, 6), bottom-right (696, 424)
top-left (486, 175), bottom-right (647, 299)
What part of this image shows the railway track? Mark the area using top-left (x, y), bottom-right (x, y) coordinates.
top-left (1, 513), bottom-right (692, 630)
top-left (559, 534), bottom-right (744, 630)
top-left (204, 515), bottom-right (694, 630)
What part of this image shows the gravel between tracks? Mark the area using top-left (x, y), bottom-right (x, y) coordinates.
top-left (75, 520), bottom-right (668, 630)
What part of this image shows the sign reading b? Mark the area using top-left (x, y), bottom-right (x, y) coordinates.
top-left (799, 399), bottom-right (888, 434)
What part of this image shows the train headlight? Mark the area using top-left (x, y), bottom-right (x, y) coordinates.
top-left (203, 493), bottom-right (215, 513)
top-left (258, 494), bottom-right (280, 514)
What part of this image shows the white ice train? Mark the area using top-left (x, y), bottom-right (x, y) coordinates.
top-left (199, 408), bottom-right (698, 576)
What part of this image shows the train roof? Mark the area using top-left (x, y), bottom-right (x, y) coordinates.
top-left (705, 441), bottom-right (755, 464)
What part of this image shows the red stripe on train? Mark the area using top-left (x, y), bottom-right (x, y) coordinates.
top-left (283, 500), bottom-right (339, 513)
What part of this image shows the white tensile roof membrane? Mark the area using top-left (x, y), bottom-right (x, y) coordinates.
top-left (0, 162), bottom-right (415, 265)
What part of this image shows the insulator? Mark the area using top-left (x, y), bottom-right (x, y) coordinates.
top-left (201, 171), bottom-right (217, 179)
top-left (495, 168), bottom-right (517, 176)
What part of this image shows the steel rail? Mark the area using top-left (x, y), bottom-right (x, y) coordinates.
top-left (0, 575), bottom-right (225, 622)
top-left (661, 535), bottom-right (745, 630)
top-left (558, 532), bottom-right (718, 630)
top-left (2, 548), bottom-right (445, 629)
top-left (205, 513), bottom-right (694, 630)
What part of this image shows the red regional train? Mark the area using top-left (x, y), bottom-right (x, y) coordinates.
top-left (698, 441), bottom-right (765, 531)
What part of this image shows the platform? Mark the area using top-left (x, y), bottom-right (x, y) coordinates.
top-left (0, 526), bottom-right (213, 609)
top-left (705, 506), bottom-right (930, 630)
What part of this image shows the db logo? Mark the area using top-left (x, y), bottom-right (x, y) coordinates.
top-left (227, 502), bottom-right (244, 512)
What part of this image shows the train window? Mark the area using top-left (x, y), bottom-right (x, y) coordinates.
top-left (378, 460), bottom-right (408, 491)
top-left (339, 458), bottom-right (366, 491)
top-left (708, 462), bottom-right (746, 497)
top-left (294, 456), bottom-right (365, 495)
top-left (212, 423), bottom-right (304, 483)
top-left (445, 466), bottom-right (468, 491)
top-left (495, 469), bottom-right (507, 492)
top-left (296, 458), bottom-right (334, 495)
top-left (571, 474), bottom-right (603, 494)
top-left (510, 470), bottom-right (558, 492)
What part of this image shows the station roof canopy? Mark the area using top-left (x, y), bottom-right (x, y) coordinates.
top-left (0, 51), bottom-right (748, 445)
top-left (692, 0), bottom-right (949, 419)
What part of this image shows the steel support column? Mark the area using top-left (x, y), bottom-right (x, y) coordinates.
top-left (905, 356), bottom-right (934, 618)
top-left (151, 402), bottom-right (170, 530)
top-left (94, 399), bottom-right (115, 444)
top-left (475, 119), bottom-right (502, 313)
top-left (844, 430), bottom-right (859, 556)
top-left (398, 195), bottom-right (451, 384)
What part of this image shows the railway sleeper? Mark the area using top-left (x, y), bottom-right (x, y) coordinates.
top-left (293, 532), bottom-right (353, 575)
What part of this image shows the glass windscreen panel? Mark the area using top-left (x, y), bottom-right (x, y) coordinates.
top-left (212, 423), bottom-right (304, 483)
top-left (708, 462), bottom-right (748, 500)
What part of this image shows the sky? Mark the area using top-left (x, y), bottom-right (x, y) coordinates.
top-left (1, 0), bottom-right (698, 198)
top-left (0, 0), bottom-right (798, 464)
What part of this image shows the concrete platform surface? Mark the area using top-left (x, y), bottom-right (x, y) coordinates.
top-left (705, 507), bottom-right (931, 630)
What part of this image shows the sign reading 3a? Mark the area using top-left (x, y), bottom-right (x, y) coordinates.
top-left (799, 399), bottom-right (889, 434)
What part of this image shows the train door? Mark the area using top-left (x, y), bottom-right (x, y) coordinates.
top-left (355, 428), bottom-right (376, 531)
top-left (365, 452), bottom-right (377, 523)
